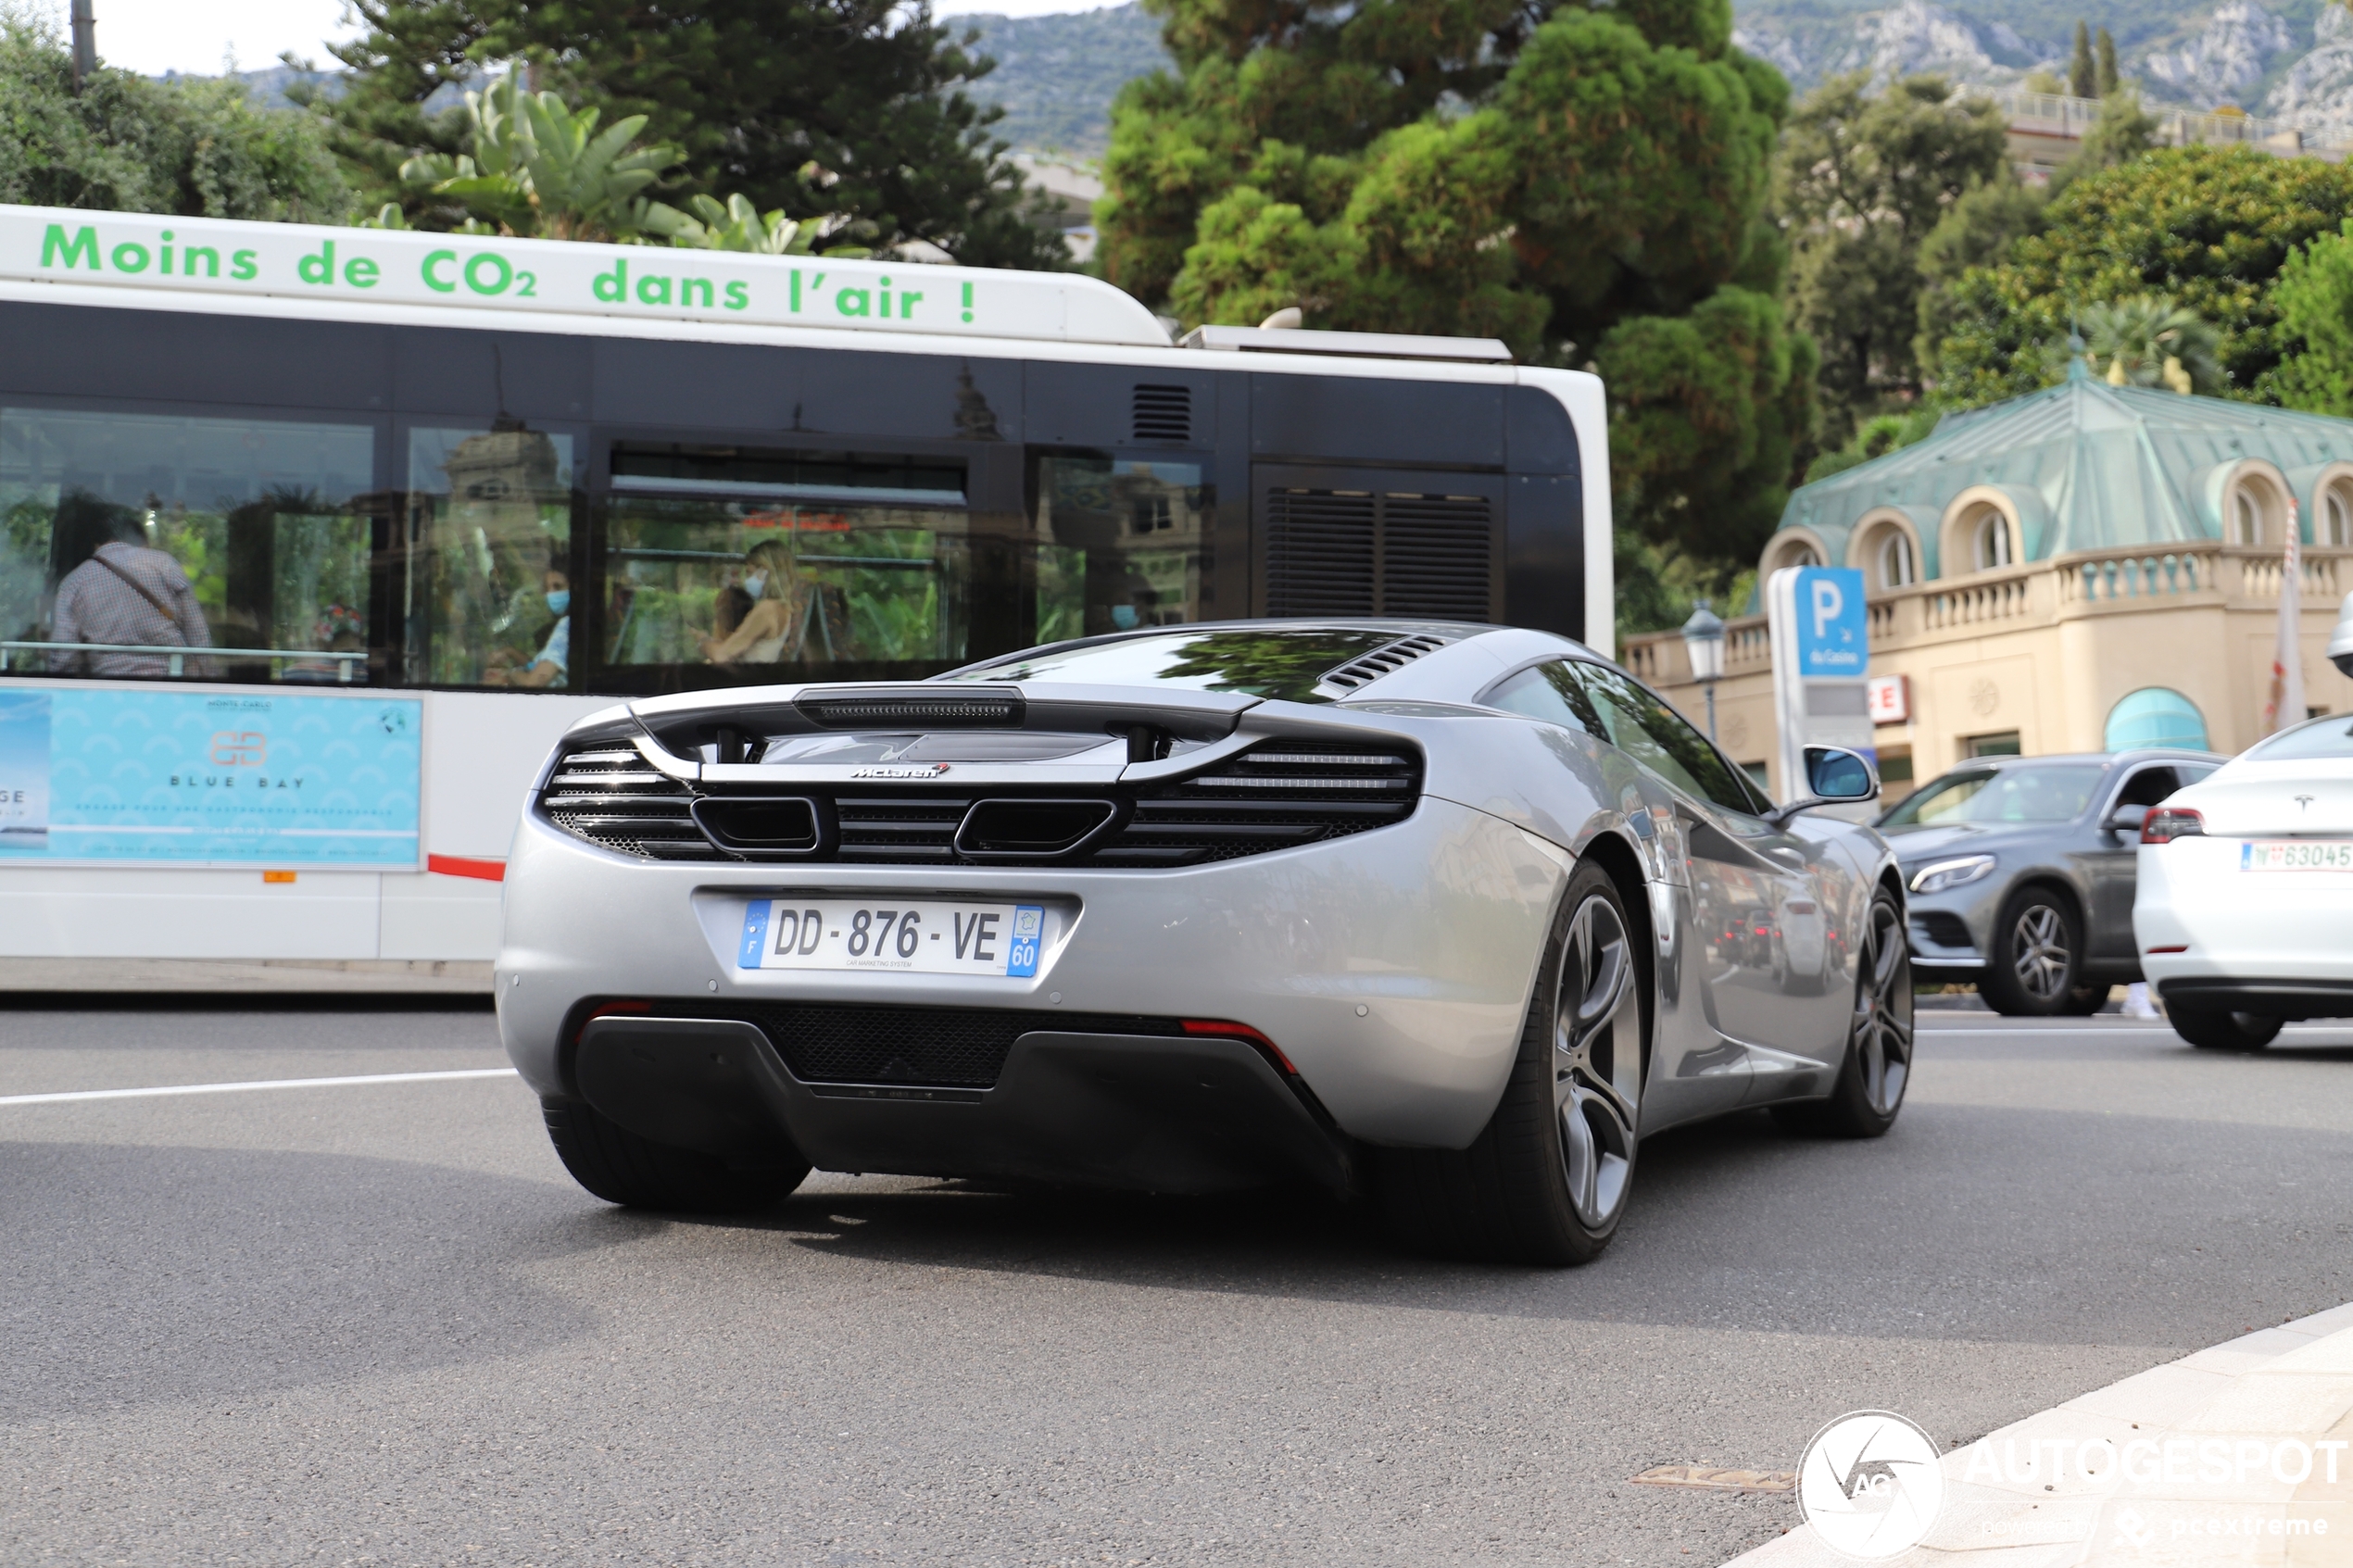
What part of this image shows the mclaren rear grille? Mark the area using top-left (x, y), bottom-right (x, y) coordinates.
top-left (728, 1001), bottom-right (1186, 1088)
top-left (538, 740), bottom-right (1422, 867)
top-left (538, 746), bottom-right (720, 862)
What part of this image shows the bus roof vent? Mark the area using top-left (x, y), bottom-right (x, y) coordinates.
top-left (1316, 633), bottom-right (1453, 696)
top-left (1132, 384), bottom-right (1192, 444)
top-left (1179, 325), bottom-right (1513, 364)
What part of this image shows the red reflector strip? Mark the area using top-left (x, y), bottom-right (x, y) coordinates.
top-left (428, 854), bottom-right (506, 882)
top-left (1182, 1018), bottom-right (1296, 1074)
top-left (2145, 945), bottom-right (2189, 955)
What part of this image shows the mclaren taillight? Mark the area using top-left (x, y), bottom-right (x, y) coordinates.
top-left (1182, 1019), bottom-right (1296, 1074)
top-left (2142, 808), bottom-right (2205, 844)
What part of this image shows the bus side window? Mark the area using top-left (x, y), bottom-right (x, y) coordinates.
top-left (1035, 457), bottom-right (1206, 643)
top-left (403, 426), bottom-right (576, 688)
top-left (0, 407), bottom-right (374, 684)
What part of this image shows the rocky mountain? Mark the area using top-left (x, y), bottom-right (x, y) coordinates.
top-left (1731, 0), bottom-right (2353, 130)
top-left (958, 6), bottom-right (1170, 158)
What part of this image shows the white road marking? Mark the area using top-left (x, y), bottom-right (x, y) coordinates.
top-left (0, 1067), bottom-right (521, 1107)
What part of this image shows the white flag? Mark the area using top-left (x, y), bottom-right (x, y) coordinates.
top-left (2271, 499), bottom-right (2306, 734)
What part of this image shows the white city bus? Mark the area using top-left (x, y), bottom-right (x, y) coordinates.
top-left (0, 204), bottom-right (1609, 988)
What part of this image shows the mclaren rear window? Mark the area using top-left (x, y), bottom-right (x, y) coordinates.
top-left (942, 628), bottom-right (1399, 704)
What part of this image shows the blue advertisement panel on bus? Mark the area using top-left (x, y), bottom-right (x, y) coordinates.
top-left (0, 686), bottom-right (420, 865)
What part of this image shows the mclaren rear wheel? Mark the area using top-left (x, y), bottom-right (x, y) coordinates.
top-left (543, 1097), bottom-right (811, 1213)
top-left (1773, 887), bottom-right (1913, 1139)
top-left (1377, 859), bottom-right (1646, 1266)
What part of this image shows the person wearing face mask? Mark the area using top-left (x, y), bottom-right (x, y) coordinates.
top-left (486, 564), bottom-right (571, 687)
top-left (699, 540), bottom-right (812, 665)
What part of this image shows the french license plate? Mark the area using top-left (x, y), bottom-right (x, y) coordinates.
top-left (2240, 840), bottom-right (2353, 872)
top-left (737, 898), bottom-right (1044, 976)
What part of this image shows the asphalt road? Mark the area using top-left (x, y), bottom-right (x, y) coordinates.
top-left (4, 1002), bottom-right (2350, 1568)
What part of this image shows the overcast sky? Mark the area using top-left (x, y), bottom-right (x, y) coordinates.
top-left (68, 0), bottom-right (1124, 78)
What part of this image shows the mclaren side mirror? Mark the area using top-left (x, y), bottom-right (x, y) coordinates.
top-left (2106, 803), bottom-right (2152, 835)
top-left (1764, 746), bottom-right (1881, 826)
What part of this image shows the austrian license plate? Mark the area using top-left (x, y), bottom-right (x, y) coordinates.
top-left (736, 898), bottom-right (1044, 976)
top-left (2239, 840), bottom-right (2353, 872)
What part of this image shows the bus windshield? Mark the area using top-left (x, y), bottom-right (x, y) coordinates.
top-left (1879, 762), bottom-right (2107, 826)
top-left (945, 627), bottom-right (1399, 704)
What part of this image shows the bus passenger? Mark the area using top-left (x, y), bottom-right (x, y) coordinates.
top-left (699, 541), bottom-right (812, 666)
top-left (48, 499), bottom-right (215, 678)
top-left (485, 565), bottom-right (571, 688)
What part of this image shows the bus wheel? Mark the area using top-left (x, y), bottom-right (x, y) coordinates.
top-left (541, 1097), bottom-right (810, 1212)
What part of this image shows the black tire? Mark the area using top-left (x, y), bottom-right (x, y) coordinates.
top-left (543, 1097), bottom-right (811, 1212)
top-left (2167, 1006), bottom-right (2283, 1052)
top-left (2058, 983), bottom-right (2110, 1016)
top-left (1772, 888), bottom-right (1913, 1139)
top-left (1980, 886), bottom-right (2084, 1017)
top-left (1376, 859), bottom-right (1646, 1266)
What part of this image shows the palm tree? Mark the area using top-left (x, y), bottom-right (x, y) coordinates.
top-left (2080, 295), bottom-right (2222, 394)
top-left (641, 192), bottom-right (872, 257)
top-left (395, 77), bottom-right (681, 242)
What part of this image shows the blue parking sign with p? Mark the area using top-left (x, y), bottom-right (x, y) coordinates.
top-left (1793, 568), bottom-right (1869, 677)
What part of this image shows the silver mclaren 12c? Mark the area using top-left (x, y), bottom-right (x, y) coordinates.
top-left (497, 621), bottom-right (1912, 1264)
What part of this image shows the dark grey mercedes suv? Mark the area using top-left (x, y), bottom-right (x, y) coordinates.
top-left (1881, 749), bottom-right (2223, 1016)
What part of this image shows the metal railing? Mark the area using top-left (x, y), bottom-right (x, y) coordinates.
top-left (1618, 544), bottom-right (2353, 684)
top-left (0, 641), bottom-right (366, 681)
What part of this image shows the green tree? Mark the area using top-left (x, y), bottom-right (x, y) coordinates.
top-left (2070, 20), bottom-right (2095, 99)
top-left (0, 10), bottom-right (350, 221)
top-left (1930, 145), bottom-right (2353, 408)
top-left (1101, 0), bottom-right (1812, 594)
top-left (1775, 73), bottom-right (2008, 443)
top-left (306, 0), bottom-right (1063, 266)
top-left (1803, 405), bottom-right (1939, 483)
top-left (2095, 27), bottom-right (2119, 97)
top-left (2271, 220), bottom-right (2353, 414)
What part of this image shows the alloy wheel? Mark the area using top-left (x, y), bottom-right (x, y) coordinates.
top-left (1851, 898), bottom-right (1914, 1116)
top-left (2009, 903), bottom-right (2070, 1001)
top-left (1554, 894), bottom-right (1642, 1230)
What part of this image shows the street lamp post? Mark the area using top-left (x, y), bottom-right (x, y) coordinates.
top-left (1680, 597), bottom-right (1726, 742)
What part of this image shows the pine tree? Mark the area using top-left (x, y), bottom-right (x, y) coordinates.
top-left (2095, 27), bottom-right (2119, 97)
top-left (1098, 0), bottom-right (1814, 588)
top-left (2070, 20), bottom-right (2096, 101)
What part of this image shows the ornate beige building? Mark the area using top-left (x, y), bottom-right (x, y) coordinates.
top-left (1620, 371), bottom-right (2353, 801)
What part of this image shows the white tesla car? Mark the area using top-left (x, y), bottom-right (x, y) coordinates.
top-left (497, 621), bottom-right (1908, 1265)
top-left (2135, 712), bottom-right (2353, 1048)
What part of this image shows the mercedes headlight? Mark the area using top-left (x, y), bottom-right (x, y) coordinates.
top-left (1908, 854), bottom-right (1996, 896)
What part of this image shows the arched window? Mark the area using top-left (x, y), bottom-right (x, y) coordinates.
top-left (2233, 487), bottom-right (2262, 546)
top-left (2104, 688), bottom-right (2209, 751)
top-left (1878, 530), bottom-right (1916, 588)
top-left (2325, 485), bottom-right (2351, 546)
top-left (1763, 535), bottom-right (1822, 575)
top-left (1975, 509), bottom-right (2012, 570)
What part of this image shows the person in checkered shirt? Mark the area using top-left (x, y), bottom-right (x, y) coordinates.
top-left (48, 512), bottom-right (215, 678)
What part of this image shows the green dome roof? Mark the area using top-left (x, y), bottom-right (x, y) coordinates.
top-left (1776, 377), bottom-right (2353, 578)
